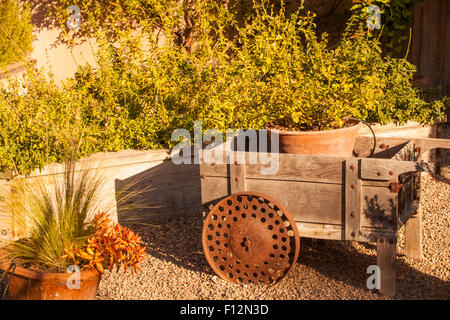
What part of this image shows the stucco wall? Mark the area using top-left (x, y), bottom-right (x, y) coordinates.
top-left (25, 0), bottom-right (353, 83)
top-left (28, 0), bottom-right (97, 83)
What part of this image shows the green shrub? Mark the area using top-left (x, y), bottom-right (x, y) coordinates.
top-left (152, 0), bottom-right (444, 131)
top-left (0, 0), bottom-right (33, 68)
top-left (0, 58), bottom-right (166, 175)
top-left (350, 0), bottom-right (421, 57)
top-left (0, 0), bottom-right (445, 175)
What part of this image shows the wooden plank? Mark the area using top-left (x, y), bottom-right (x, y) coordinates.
top-left (355, 135), bottom-right (447, 160)
top-left (360, 158), bottom-right (434, 180)
top-left (200, 176), bottom-right (229, 206)
top-left (201, 152), bottom-right (345, 184)
top-left (361, 185), bottom-right (397, 230)
top-left (344, 159), bottom-right (361, 240)
top-left (354, 136), bottom-right (410, 158)
top-left (296, 222), bottom-right (342, 240)
top-left (245, 179), bottom-right (342, 225)
top-left (413, 138), bottom-right (450, 153)
top-left (377, 238), bottom-right (397, 298)
top-left (295, 222), bottom-right (397, 242)
top-left (391, 141), bottom-right (415, 161)
top-left (358, 123), bottom-right (434, 139)
top-left (404, 205), bottom-right (423, 260)
top-left (27, 149), bottom-right (170, 178)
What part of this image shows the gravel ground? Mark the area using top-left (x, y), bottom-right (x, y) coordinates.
top-left (2, 132), bottom-right (449, 300)
top-left (96, 175), bottom-right (449, 300)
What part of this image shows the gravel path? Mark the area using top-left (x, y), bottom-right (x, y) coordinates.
top-left (97, 175), bottom-right (449, 300)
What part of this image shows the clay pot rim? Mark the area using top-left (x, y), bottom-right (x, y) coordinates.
top-left (0, 258), bottom-right (100, 281)
top-left (266, 121), bottom-right (361, 136)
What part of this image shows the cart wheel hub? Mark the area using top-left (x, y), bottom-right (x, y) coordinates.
top-left (202, 192), bottom-right (300, 285)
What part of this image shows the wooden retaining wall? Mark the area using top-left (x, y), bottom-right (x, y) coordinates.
top-left (0, 149), bottom-right (202, 245)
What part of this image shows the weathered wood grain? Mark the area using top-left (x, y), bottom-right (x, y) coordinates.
top-left (360, 158), bottom-right (434, 181)
top-left (201, 152), bottom-right (345, 184)
top-left (295, 222), bottom-right (342, 240)
top-left (200, 176), bottom-right (229, 207)
top-left (377, 239), bottom-right (397, 298)
top-left (245, 178), bottom-right (342, 225)
top-left (344, 159), bottom-right (361, 240)
top-left (229, 157), bottom-right (246, 193)
top-left (404, 206), bottom-right (423, 260)
top-left (361, 185), bottom-right (397, 231)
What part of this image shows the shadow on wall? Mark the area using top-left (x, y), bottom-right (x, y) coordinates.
top-left (115, 160), bottom-right (202, 225)
top-left (28, 0), bottom-right (59, 31)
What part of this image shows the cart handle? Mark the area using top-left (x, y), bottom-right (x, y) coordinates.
top-left (348, 117), bottom-right (377, 158)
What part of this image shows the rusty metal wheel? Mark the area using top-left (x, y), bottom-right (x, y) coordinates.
top-left (202, 192), bottom-right (300, 285)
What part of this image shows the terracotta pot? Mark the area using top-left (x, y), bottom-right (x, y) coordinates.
top-left (0, 261), bottom-right (101, 300)
top-left (267, 122), bottom-right (361, 156)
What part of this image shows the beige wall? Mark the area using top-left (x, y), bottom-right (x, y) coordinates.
top-left (31, 28), bottom-right (97, 83)
top-left (26, 0), bottom-right (353, 83)
top-left (28, 0), bottom-right (97, 83)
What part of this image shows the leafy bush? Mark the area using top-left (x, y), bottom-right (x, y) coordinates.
top-left (350, 0), bottom-right (421, 57)
top-left (228, 3), bottom-right (444, 130)
top-left (152, 0), bottom-right (444, 131)
top-left (0, 54), bottom-right (166, 174)
top-left (0, 0), bottom-right (445, 175)
top-left (0, 0), bottom-right (33, 68)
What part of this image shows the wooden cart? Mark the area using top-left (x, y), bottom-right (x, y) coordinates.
top-left (199, 132), bottom-right (450, 298)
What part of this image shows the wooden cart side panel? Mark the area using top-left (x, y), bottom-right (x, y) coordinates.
top-left (245, 179), bottom-right (342, 225)
top-left (201, 152), bottom-right (345, 184)
top-left (200, 167), bottom-right (398, 242)
top-left (201, 150), bottom-right (434, 183)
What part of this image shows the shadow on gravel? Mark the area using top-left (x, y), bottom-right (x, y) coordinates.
top-left (3, 216), bottom-right (447, 300)
top-left (128, 215), bottom-right (449, 299)
top-left (298, 238), bottom-right (449, 300)
top-left (127, 214), bottom-right (449, 299)
top-left (128, 214), bottom-right (212, 275)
